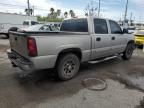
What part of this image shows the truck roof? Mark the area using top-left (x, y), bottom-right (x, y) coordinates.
top-left (63, 16), bottom-right (111, 21)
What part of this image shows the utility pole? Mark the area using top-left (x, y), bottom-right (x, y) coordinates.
top-left (130, 12), bottom-right (132, 21)
top-left (130, 12), bottom-right (133, 26)
top-left (124, 0), bottom-right (128, 21)
top-left (27, 0), bottom-right (30, 16)
top-left (98, 0), bottom-right (101, 17)
top-left (33, 5), bottom-right (34, 16)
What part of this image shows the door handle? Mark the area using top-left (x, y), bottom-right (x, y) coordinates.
top-left (96, 37), bottom-right (101, 41)
top-left (111, 37), bottom-right (115, 40)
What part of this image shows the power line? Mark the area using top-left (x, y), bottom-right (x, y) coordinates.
top-left (0, 2), bottom-right (26, 8)
top-left (0, 2), bottom-right (50, 11)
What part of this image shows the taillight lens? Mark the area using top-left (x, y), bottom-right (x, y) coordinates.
top-left (27, 37), bottom-right (37, 57)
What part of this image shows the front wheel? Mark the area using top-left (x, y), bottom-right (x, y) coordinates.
top-left (122, 43), bottom-right (134, 60)
top-left (56, 54), bottom-right (80, 81)
top-left (137, 45), bottom-right (143, 49)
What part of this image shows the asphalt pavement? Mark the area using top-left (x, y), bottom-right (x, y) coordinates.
top-left (0, 36), bottom-right (144, 108)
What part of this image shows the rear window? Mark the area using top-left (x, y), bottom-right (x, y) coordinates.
top-left (60, 19), bottom-right (88, 32)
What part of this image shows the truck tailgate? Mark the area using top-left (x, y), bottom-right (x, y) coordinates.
top-left (9, 32), bottom-right (29, 58)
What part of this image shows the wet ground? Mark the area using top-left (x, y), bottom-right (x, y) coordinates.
top-left (0, 35), bottom-right (144, 108)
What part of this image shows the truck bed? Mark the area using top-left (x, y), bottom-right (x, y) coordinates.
top-left (9, 31), bottom-right (91, 61)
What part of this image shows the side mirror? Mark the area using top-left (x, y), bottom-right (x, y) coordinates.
top-left (123, 28), bottom-right (128, 34)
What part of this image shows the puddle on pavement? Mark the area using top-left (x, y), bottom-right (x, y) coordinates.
top-left (129, 77), bottom-right (144, 91)
top-left (118, 74), bottom-right (144, 92)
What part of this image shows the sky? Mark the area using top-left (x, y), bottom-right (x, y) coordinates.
top-left (0, 0), bottom-right (143, 22)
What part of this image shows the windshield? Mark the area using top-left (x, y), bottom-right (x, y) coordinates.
top-left (23, 24), bottom-right (43, 31)
top-left (50, 25), bottom-right (59, 31)
top-left (39, 25), bottom-right (51, 31)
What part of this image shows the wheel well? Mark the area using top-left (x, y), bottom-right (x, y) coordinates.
top-left (127, 40), bottom-right (135, 49)
top-left (127, 40), bottom-right (134, 44)
top-left (56, 48), bottom-right (82, 66)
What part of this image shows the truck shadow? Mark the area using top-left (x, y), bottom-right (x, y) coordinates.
top-left (16, 57), bottom-right (122, 84)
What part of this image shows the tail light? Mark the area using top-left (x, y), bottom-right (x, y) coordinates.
top-left (27, 37), bottom-right (37, 57)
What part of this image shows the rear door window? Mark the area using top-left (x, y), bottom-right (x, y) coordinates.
top-left (94, 18), bottom-right (108, 34)
top-left (60, 19), bottom-right (88, 32)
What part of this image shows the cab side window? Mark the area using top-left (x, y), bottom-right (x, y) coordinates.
top-left (94, 19), bottom-right (108, 34)
top-left (60, 19), bottom-right (88, 32)
top-left (109, 20), bottom-right (122, 34)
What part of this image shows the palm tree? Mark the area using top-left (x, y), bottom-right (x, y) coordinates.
top-left (64, 12), bottom-right (68, 18)
top-left (69, 10), bottom-right (75, 18)
top-left (56, 9), bottom-right (61, 17)
top-left (50, 8), bottom-right (55, 15)
top-left (50, 8), bottom-right (55, 18)
top-left (25, 8), bottom-right (33, 15)
top-left (85, 13), bottom-right (88, 16)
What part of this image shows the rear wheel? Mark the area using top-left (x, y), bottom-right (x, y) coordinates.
top-left (122, 43), bottom-right (134, 60)
top-left (56, 54), bottom-right (80, 81)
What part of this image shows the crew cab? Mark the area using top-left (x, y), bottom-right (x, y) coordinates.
top-left (7, 17), bottom-right (135, 80)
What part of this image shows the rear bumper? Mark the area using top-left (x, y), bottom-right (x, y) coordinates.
top-left (7, 49), bottom-right (34, 71)
top-left (7, 49), bottom-right (57, 71)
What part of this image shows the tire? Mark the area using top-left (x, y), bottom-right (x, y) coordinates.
top-left (11, 62), bottom-right (17, 67)
top-left (137, 45), bottom-right (143, 49)
top-left (122, 43), bottom-right (134, 60)
top-left (56, 53), bottom-right (80, 81)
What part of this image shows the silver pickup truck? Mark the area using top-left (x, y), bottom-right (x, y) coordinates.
top-left (7, 17), bottom-right (135, 80)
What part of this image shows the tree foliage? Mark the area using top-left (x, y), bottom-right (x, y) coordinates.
top-left (64, 12), bottom-right (68, 18)
top-left (37, 8), bottom-right (76, 22)
top-left (69, 10), bottom-right (75, 18)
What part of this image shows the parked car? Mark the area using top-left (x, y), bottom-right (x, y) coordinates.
top-left (127, 27), bottom-right (136, 34)
top-left (0, 12), bottom-right (38, 38)
top-left (7, 17), bottom-right (135, 81)
top-left (134, 30), bottom-right (144, 48)
top-left (18, 24), bottom-right (59, 32)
